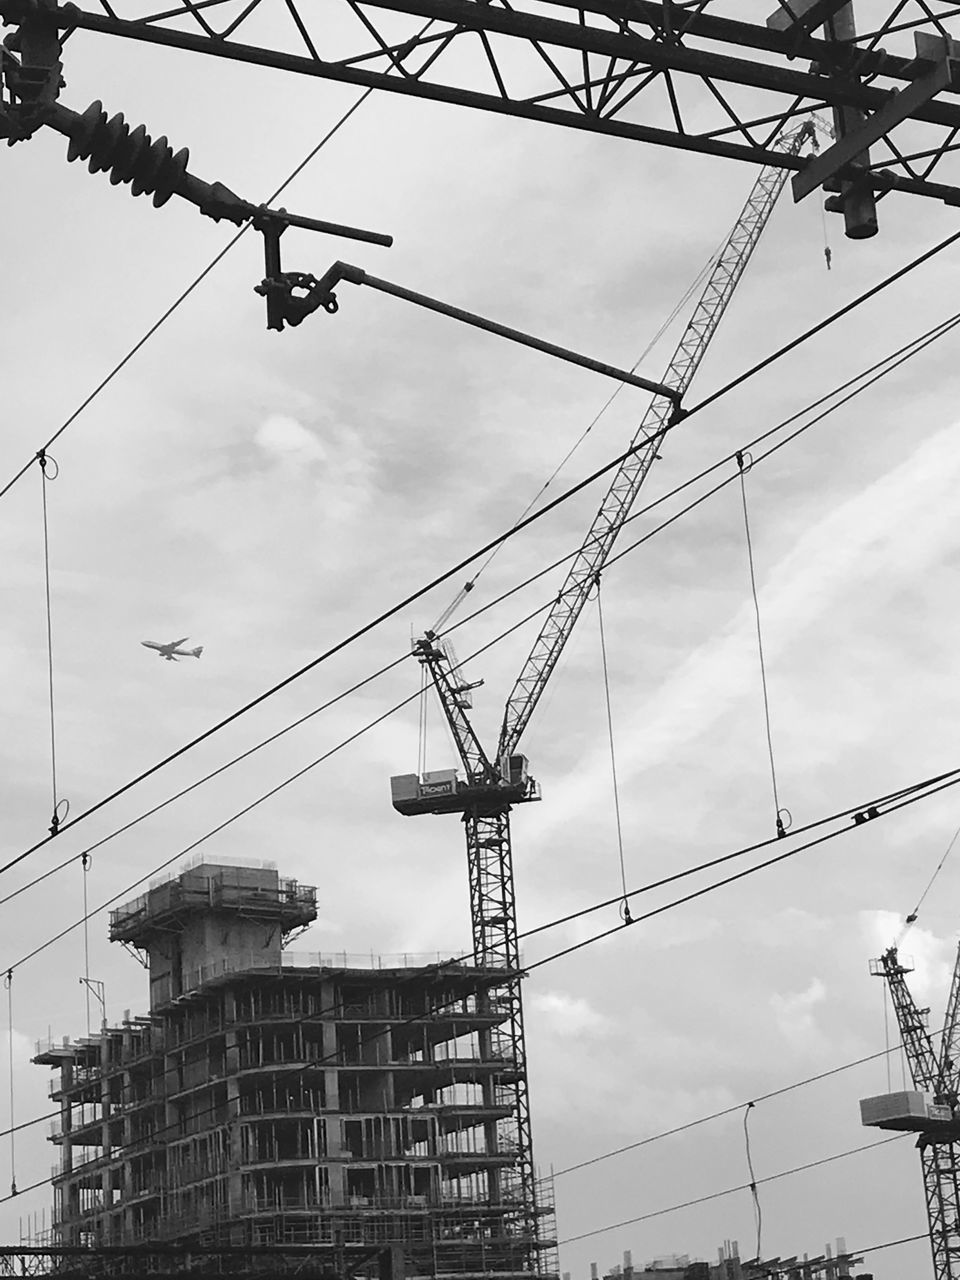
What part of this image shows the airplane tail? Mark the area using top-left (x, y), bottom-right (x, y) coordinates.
top-left (190, 646), bottom-right (204, 659)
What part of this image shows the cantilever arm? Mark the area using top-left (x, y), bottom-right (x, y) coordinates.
top-left (282, 261), bottom-right (683, 400)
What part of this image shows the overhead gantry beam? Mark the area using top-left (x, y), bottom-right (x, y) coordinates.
top-left (4, 1), bottom-right (960, 216)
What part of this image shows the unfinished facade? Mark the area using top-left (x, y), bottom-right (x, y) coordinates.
top-left (35, 863), bottom-right (556, 1278)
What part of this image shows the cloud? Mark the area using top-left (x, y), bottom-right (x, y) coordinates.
top-left (770, 978), bottom-right (827, 1051)
top-left (531, 989), bottom-right (610, 1036)
top-left (254, 414), bottom-right (327, 466)
top-left (860, 910), bottom-right (955, 1005)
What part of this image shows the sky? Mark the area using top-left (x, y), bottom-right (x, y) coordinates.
top-left (6, 3), bottom-right (960, 1277)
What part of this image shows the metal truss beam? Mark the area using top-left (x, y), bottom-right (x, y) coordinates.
top-left (10, 2), bottom-right (960, 207)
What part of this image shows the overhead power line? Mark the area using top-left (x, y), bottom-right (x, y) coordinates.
top-left (0, 89), bottom-right (382, 505)
top-left (553, 1040), bottom-right (926, 1179)
top-left (557, 1133), bottom-right (907, 1244)
top-left (5, 268), bottom-right (960, 886)
top-left (3, 292), bottom-right (959, 976)
top-left (5, 742), bottom-right (960, 1204)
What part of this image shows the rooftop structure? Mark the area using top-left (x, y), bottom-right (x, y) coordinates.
top-left (34, 863), bottom-right (556, 1279)
top-left (595, 1240), bottom-right (870, 1280)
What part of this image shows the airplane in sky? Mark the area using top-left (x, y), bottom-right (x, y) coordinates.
top-left (141, 637), bottom-right (204, 661)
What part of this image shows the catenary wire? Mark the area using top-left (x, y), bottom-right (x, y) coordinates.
top-left (5, 287), bottom-right (958, 903)
top-left (556, 1133), bottom-right (907, 1245)
top-left (12, 755), bottom-right (960, 1122)
top-left (3, 299), bottom-right (959, 929)
top-left (552, 1037), bottom-right (930, 1178)
top-left (685, 225), bottom-right (960, 420)
top-left (0, 414), bottom-right (688, 877)
top-left (522, 763), bottom-right (960, 974)
top-left (3, 218), bottom-right (959, 878)
top-left (4, 753), bottom-right (958, 1204)
top-left (0, 89), bottom-right (386, 505)
top-left (441, 240), bottom-right (724, 610)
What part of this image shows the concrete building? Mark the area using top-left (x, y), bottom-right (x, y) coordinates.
top-left (34, 862), bottom-right (556, 1278)
top-left (596, 1241), bottom-right (870, 1280)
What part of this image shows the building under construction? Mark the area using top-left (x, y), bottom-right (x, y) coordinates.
top-left (34, 862), bottom-right (557, 1278)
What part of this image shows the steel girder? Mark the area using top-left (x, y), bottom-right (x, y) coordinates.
top-left (6, 1), bottom-right (960, 206)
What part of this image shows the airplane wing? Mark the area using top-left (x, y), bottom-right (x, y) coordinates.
top-left (166, 637), bottom-right (189, 649)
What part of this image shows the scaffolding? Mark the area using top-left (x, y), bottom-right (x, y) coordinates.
top-left (34, 865), bottom-right (557, 1280)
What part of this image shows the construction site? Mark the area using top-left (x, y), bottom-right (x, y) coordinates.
top-left (32, 862), bottom-right (556, 1275)
top-left (9, 3), bottom-right (960, 1280)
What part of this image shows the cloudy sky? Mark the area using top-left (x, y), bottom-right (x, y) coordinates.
top-left (5, 4), bottom-right (960, 1276)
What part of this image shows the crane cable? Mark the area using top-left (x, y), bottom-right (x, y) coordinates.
top-left (594, 577), bottom-right (631, 922)
top-left (736, 452), bottom-right (789, 840)
top-left (427, 243), bottom-right (726, 635)
top-left (897, 818), bottom-right (960, 946)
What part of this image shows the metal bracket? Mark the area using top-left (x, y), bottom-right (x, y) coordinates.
top-left (269, 260), bottom-right (685, 400)
top-left (793, 31), bottom-right (960, 203)
top-left (766, 0), bottom-right (851, 37)
top-left (0, 0), bottom-right (63, 140)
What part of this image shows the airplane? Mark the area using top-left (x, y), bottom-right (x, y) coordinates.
top-left (141, 637), bottom-right (204, 661)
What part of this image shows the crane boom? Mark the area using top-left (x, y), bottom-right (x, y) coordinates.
top-left (865, 946), bottom-right (960, 1280)
top-left (392, 123), bottom-right (814, 1279)
top-left (497, 118), bottom-right (814, 763)
top-left (871, 947), bottom-right (939, 1089)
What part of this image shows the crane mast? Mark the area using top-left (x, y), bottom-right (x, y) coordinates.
top-left (390, 121), bottom-right (814, 1273)
top-left (864, 946), bottom-right (960, 1280)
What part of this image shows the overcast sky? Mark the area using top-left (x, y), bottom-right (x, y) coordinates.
top-left (5, 4), bottom-right (960, 1276)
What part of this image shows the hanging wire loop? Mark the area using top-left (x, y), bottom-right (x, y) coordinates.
top-left (5, 970), bottom-right (15, 1197)
top-left (736, 455), bottom-right (786, 838)
top-left (38, 451), bottom-right (64, 836)
top-left (743, 1101), bottom-right (761, 1260)
top-left (595, 577), bottom-right (632, 925)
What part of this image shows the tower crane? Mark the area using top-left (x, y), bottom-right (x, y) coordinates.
top-left (389, 119), bottom-right (816, 1271)
top-left (862, 946), bottom-right (960, 1280)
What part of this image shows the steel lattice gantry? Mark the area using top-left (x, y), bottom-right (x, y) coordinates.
top-left (865, 947), bottom-right (960, 1280)
top-left (391, 119), bottom-right (813, 1275)
top-left (5, 2), bottom-right (960, 230)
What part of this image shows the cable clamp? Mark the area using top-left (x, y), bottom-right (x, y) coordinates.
top-left (736, 449), bottom-right (754, 474)
top-left (36, 448), bottom-right (58, 479)
top-left (49, 796), bottom-right (69, 836)
top-left (775, 807), bottom-right (792, 839)
top-left (853, 805), bottom-right (880, 825)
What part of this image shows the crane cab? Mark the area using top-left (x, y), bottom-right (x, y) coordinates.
top-left (390, 755), bottom-right (540, 817)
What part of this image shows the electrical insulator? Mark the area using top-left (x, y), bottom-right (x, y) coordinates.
top-left (64, 100), bottom-right (188, 207)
